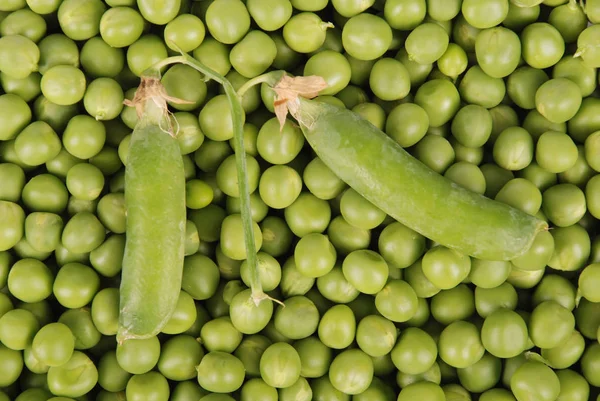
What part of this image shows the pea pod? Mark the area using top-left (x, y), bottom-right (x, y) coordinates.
top-left (117, 75), bottom-right (186, 343)
top-left (272, 75), bottom-right (547, 261)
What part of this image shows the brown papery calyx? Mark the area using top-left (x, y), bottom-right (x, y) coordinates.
top-left (272, 75), bottom-right (328, 132)
top-left (124, 76), bottom-right (193, 137)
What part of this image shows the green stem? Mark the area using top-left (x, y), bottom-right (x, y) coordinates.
top-left (145, 55), bottom-right (265, 304)
top-left (237, 70), bottom-right (286, 98)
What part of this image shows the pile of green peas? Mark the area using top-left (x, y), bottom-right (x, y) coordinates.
top-left (1, 0), bottom-right (600, 400)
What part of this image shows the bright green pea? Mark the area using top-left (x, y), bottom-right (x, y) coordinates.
top-left (83, 78), bottom-right (124, 121)
top-left (340, 188), bottom-right (386, 230)
top-left (61, 211), bottom-right (106, 254)
top-left (205, 0), bottom-right (250, 45)
top-left (397, 382), bottom-right (445, 401)
top-left (0, 35), bottom-right (40, 79)
top-left (405, 22), bottom-right (449, 64)
top-left (461, 0), bottom-right (508, 28)
top-left (24, 212), bottom-right (63, 253)
top-left (99, 6), bottom-right (144, 48)
top-left (395, 47), bottom-right (433, 87)
top-left (14, 121), bottom-right (61, 167)
top-left (31, 322), bottom-right (75, 367)
top-left (305, 50), bottom-right (352, 96)
top-left (342, 250), bottom-right (389, 294)
top-left (553, 55), bottom-right (597, 98)
top-left (192, 37), bottom-right (232, 77)
top-left (469, 259), bottom-right (511, 289)
top-left (220, 214), bottom-right (262, 261)
top-left (260, 343), bottom-right (301, 389)
top-left (541, 330), bottom-right (585, 370)
top-left (507, 66), bottom-right (549, 110)
top-left (163, 13), bottom-right (205, 52)
top-left (259, 165), bottom-right (303, 210)
top-left (7, 258), bottom-right (53, 303)
top-left (342, 13), bottom-right (392, 61)
top-left (414, 135), bottom-right (456, 174)
top-left (521, 22), bottom-right (565, 69)
top-left (384, 0), bottom-right (426, 30)
top-left (391, 327), bottom-right (437, 375)
top-left (40, 65), bottom-right (86, 106)
top-left (126, 34), bottom-right (168, 77)
top-left (510, 229), bottom-right (554, 272)
top-left (318, 304), bottom-right (357, 349)
top-left (65, 163), bottom-right (105, 201)
top-left (199, 94), bottom-right (238, 142)
top-left (0, 308), bottom-right (40, 351)
top-left (80, 37), bottom-right (125, 79)
top-left (375, 279), bottom-right (419, 322)
top-left (438, 320), bottom-right (485, 368)
top-left (437, 43), bottom-right (468, 79)
top-left (386, 103), bottom-right (429, 148)
top-left (329, 349), bottom-right (373, 395)
top-left (542, 183), bottom-right (586, 227)
top-left (475, 282), bottom-right (518, 318)
top-left (37, 34), bottom-right (79, 75)
top-left (162, 64), bottom-right (207, 112)
top-left (493, 127), bottom-right (534, 171)
top-left (230, 30), bottom-right (277, 79)
top-left (495, 178), bottom-right (542, 216)
top-left (0, 163), bottom-right (25, 202)
top-left (511, 361), bottom-right (560, 401)
top-left (516, 162), bottom-right (557, 192)
top-left (91, 288), bottom-right (119, 336)
top-left (57, 0), bottom-right (105, 41)
top-left (535, 78), bottom-right (582, 125)
top-left (529, 301), bottom-right (575, 349)
top-left (475, 26), bottom-right (521, 78)
top-left (273, 296), bottom-right (319, 340)
top-left (444, 162), bottom-right (486, 195)
top-left (246, 0), bottom-right (292, 31)
top-left (414, 79), bottom-right (461, 127)
top-left (459, 66), bottom-right (506, 109)
top-left (0, 71), bottom-right (40, 103)
top-left (430, 284), bottom-right (475, 325)
top-left (535, 131), bottom-right (578, 174)
top-left (0, 344), bottom-right (23, 388)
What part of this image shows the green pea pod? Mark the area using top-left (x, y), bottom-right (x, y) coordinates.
top-left (275, 76), bottom-right (547, 261)
top-left (117, 75), bottom-right (186, 343)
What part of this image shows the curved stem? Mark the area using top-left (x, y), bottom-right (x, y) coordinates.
top-left (237, 70), bottom-right (286, 98)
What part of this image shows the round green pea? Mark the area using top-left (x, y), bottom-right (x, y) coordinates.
top-left (542, 183), bottom-right (586, 228)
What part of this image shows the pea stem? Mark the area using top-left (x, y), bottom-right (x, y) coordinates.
top-left (237, 70), bottom-right (286, 98)
top-left (145, 55), bottom-right (266, 305)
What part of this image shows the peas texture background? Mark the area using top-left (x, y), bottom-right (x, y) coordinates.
top-left (1, 1), bottom-right (600, 401)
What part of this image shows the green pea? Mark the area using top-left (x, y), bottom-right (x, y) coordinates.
top-left (582, 342), bottom-right (600, 387)
top-left (161, 290), bottom-right (197, 335)
top-left (325, 216), bottom-right (369, 257)
top-left (467, 259), bottom-right (509, 289)
top-left (495, 178), bottom-right (542, 216)
top-left (282, 12), bottom-right (331, 54)
top-left (555, 369), bottom-right (590, 401)
top-left (155, 335), bottom-right (203, 382)
top-left (404, 260), bottom-right (440, 298)
top-left (542, 183), bottom-right (586, 227)
top-left (493, 127), bottom-right (534, 171)
top-left (97, 351), bottom-right (131, 393)
top-left (14, 120), bottom-right (61, 167)
top-left (171, 381), bottom-right (208, 401)
top-left (200, 316), bottom-right (242, 353)
top-left (126, 34), bottom-right (168, 77)
top-left (405, 22), bottom-right (449, 65)
top-left (531, 274), bottom-right (575, 311)
top-left (460, 66), bottom-right (506, 108)
top-left (273, 296), bottom-right (319, 340)
top-left (475, 26), bottom-right (521, 78)
top-left (316, 264), bottom-right (359, 304)
top-left (80, 37), bottom-right (124, 79)
top-left (36, 34), bottom-right (78, 76)
top-left (503, 2), bottom-right (540, 31)
top-left (219, 214), bottom-right (262, 261)
top-left (507, 66), bottom-right (549, 110)
top-left (569, 98), bottom-right (600, 144)
top-left (385, 103), bottom-right (429, 148)
top-left (414, 79), bottom-right (460, 128)
top-left (31, 322), bottom-right (75, 367)
top-left (529, 300), bottom-right (575, 349)
top-left (553, 55), bottom-right (597, 98)
top-left (395, 48), bottom-right (433, 88)
top-left (0, 35), bottom-right (39, 80)
top-left (0, 344), bottom-right (23, 388)
top-left (461, 0), bottom-right (508, 28)
top-left (516, 162), bottom-right (557, 193)
top-left (116, 336), bottom-right (160, 375)
top-left (559, 145), bottom-right (595, 187)
top-left (414, 135), bottom-right (456, 174)
top-left (98, 6), bottom-right (144, 49)
top-left (541, 330), bottom-right (585, 370)
top-left (341, 13), bottom-right (392, 61)
top-left (91, 288), bottom-right (119, 336)
top-left (507, 266), bottom-right (545, 289)
top-left (53, 262), bottom-right (100, 309)
top-left (318, 304), bottom-right (356, 349)
top-left (475, 282), bottom-right (518, 318)
top-left (301, 157), bottom-right (345, 201)
top-left (444, 162), bottom-right (486, 194)
top-left (284, 192), bottom-right (331, 237)
top-left (390, 327), bottom-right (437, 376)
top-left (260, 342), bottom-right (301, 389)
top-left (304, 51), bottom-right (352, 97)
top-left (510, 361), bottom-right (560, 401)
top-left (375, 279), bottom-right (418, 322)
top-left (126, 371), bottom-right (169, 401)
top-left (430, 284), bottom-right (474, 325)
top-left (438, 320), bottom-right (485, 368)
top-left (0, 71), bottom-right (41, 102)
top-left (61, 212), bottom-right (106, 254)
top-left (239, 378), bottom-right (277, 401)
top-left (192, 37), bottom-right (231, 77)
top-left (436, 43), bottom-right (468, 79)
top-left (7, 258), bottom-right (53, 303)
top-left (421, 246), bottom-right (471, 290)
top-left (0, 308), bottom-right (39, 351)
top-left (397, 381), bottom-right (445, 401)
top-left (58, 308), bottom-right (101, 350)
top-left (329, 349), bottom-right (373, 395)
top-left (258, 165), bottom-right (302, 210)
top-left (259, 216), bottom-right (293, 258)
top-left (535, 78), bottom-right (582, 124)
top-left (521, 22), bottom-right (565, 69)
